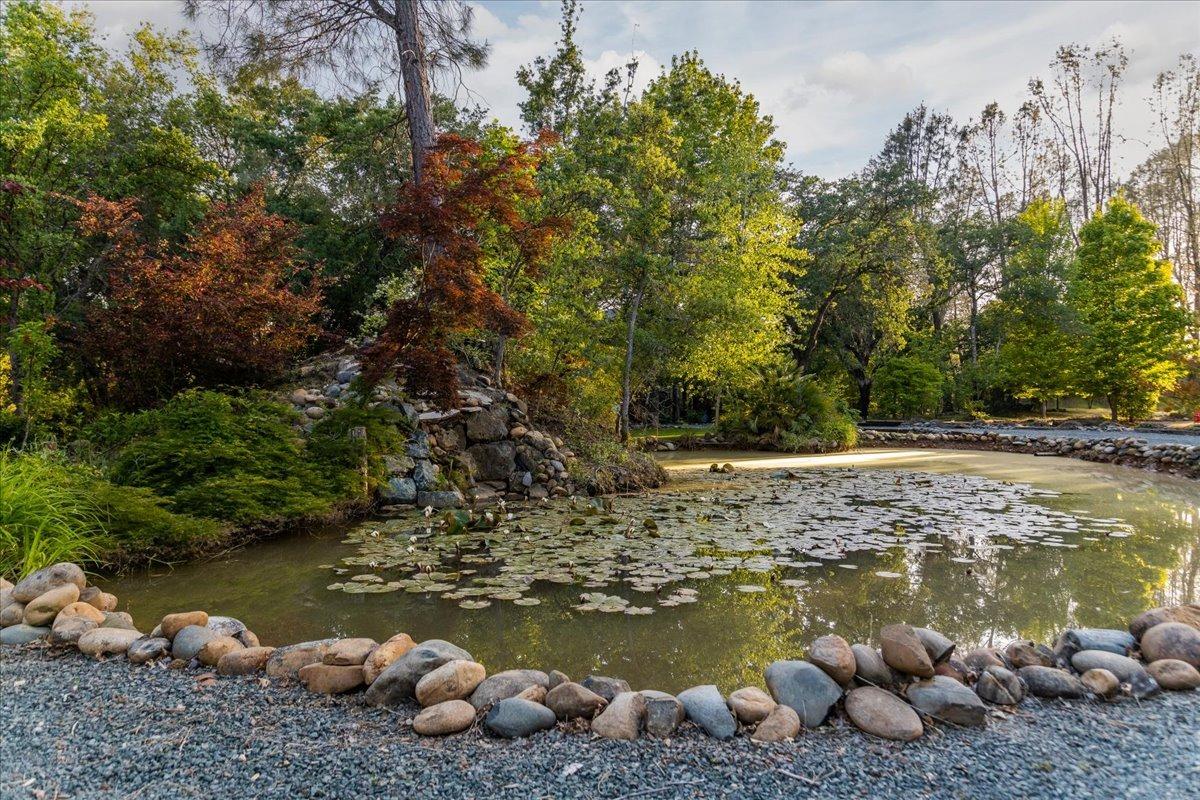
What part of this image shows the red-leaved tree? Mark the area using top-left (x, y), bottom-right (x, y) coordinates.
top-left (80, 186), bottom-right (322, 407)
top-left (362, 132), bottom-right (564, 403)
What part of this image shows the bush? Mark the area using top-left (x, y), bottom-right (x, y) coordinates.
top-left (0, 450), bottom-right (104, 579)
top-left (873, 357), bottom-right (944, 418)
top-left (306, 402), bottom-right (412, 499)
top-left (89, 481), bottom-right (225, 565)
top-left (720, 364), bottom-right (858, 451)
top-left (78, 188), bottom-right (322, 408)
top-left (102, 390), bottom-right (344, 526)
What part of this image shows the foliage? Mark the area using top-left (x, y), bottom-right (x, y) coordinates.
top-left (4, 320), bottom-right (78, 439)
top-left (103, 390), bottom-right (343, 525)
top-left (88, 480), bottom-right (225, 566)
top-left (873, 356), bottom-right (945, 418)
top-left (79, 187), bottom-right (322, 408)
top-left (719, 363), bottom-right (858, 450)
top-left (362, 132), bottom-right (564, 403)
top-left (0, 449), bottom-right (103, 578)
top-left (306, 402), bottom-right (412, 500)
top-left (1067, 194), bottom-right (1191, 421)
top-left (995, 199), bottom-right (1076, 409)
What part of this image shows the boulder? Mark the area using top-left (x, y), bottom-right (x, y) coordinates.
top-left (1080, 668), bottom-right (1119, 699)
top-left (906, 676), bottom-right (986, 727)
top-left (591, 691), bottom-right (646, 740)
top-left (750, 704), bottom-right (802, 743)
top-left (764, 660), bottom-right (843, 728)
top-left (205, 616), bottom-right (248, 638)
top-left (851, 644), bottom-right (894, 687)
top-left (727, 686), bottom-right (776, 725)
top-left (171, 625), bottom-right (217, 661)
top-left (77, 628), bottom-right (142, 658)
top-left (238, 630), bottom-right (260, 648)
top-left (974, 665), bottom-right (1025, 705)
top-left (1054, 628), bottom-right (1135, 661)
top-left (1005, 640), bottom-right (1055, 669)
top-left (0, 602), bottom-right (25, 627)
top-left (881, 624), bottom-right (934, 678)
top-left (934, 658), bottom-right (970, 683)
top-left (48, 615), bottom-right (96, 646)
top-left (22, 583), bottom-right (80, 626)
top-left (677, 684), bottom-right (736, 740)
top-left (265, 639), bottom-right (337, 680)
top-left (11, 563), bottom-right (86, 603)
top-left (1146, 659), bottom-right (1200, 691)
top-left (416, 490), bottom-right (464, 509)
top-left (55, 601), bottom-right (105, 625)
top-left (913, 627), bottom-right (955, 665)
top-left (580, 675), bottom-right (631, 703)
top-left (465, 407), bottom-right (509, 443)
top-left (414, 700), bottom-right (476, 736)
top-left (416, 660), bottom-right (487, 706)
top-left (845, 686), bottom-right (923, 741)
top-left (469, 669), bottom-right (550, 710)
top-left (79, 587), bottom-right (118, 612)
top-left (366, 639), bottom-right (472, 706)
top-left (547, 669), bottom-right (570, 689)
top-left (484, 697), bottom-right (557, 738)
top-left (642, 692), bottom-right (683, 737)
top-left (466, 442), bottom-right (516, 481)
top-left (299, 663), bottom-right (365, 694)
top-left (323, 638), bottom-right (378, 666)
top-left (382, 477), bottom-right (417, 504)
top-left (546, 682), bottom-right (607, 720)
top-left (100, 611), bottom-right (137, 630)
top-left (516, 684), bottom-right (547, 704)
top-left (1129, 604), bottom-right (1200, 639)
top-left (1017, 666), bottom-right (1088, 699)
top-left (218, 646), bottom-right (276, 676)
top-left (363, 633), bottom-right (416, 685)
top-left (962, 648), bottom-right (1007, 671)
top-left (127, 637), bottom-right (171, 664)
top-left (0, 624), bottom-right (49, 645)
top-left (809, 634), bottom-right (856, 684)
top-left (1141, 622), bottom-right (1200, 668)
top-left (161, 611), bottom-right (209, 641)
top-left (1070, 650), bottom-right (1159, 698)
top-left (198, 636), bottom-right (245, 667)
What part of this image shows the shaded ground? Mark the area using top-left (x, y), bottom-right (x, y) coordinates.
top-left (2, 648), bottom-right (1197, 800)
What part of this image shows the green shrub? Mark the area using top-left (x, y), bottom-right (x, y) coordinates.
top-left (104, 390), bottom-right (345, 526)
top-left (89, 481), bottom-right (225, 564)
top-left (720, 364), bottom-right (858, 451)
top-left (873, 357), bottom-right (944, 418)
top-left (0, 450), bottom-right (105, 579)
top-left (306, 402), bottom-right (411, 499)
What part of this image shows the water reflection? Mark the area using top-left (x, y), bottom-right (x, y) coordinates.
top-left (103, 450), bottom-right (1199, 693)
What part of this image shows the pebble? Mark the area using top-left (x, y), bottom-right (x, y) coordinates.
top-left (1, 624), bottom-right (49, 646)
top-left (1070, 650), bottom-right (1159, 698)
top-left (323, 638), bottom-right (379, 667)
top-left (77, 628), bottom-right (142, 657)
top-left (974, 665), bottom-right (1025, 705)
top-left (171, 625), bottom-right (217, 661)
top-left (851, 644), bottom-right (894, 687)
top-left (299, 663), bottom-right (365, 694)
top-left (22, 584), bottom-right (80, 626)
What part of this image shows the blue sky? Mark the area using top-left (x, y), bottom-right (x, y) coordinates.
top-left (79, 0), bottom-right (1200, 178)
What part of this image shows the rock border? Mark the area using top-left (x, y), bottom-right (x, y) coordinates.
top-left (3, 564), bottom-right (1197, 744)
top-left (858, 429), bottom-right (1200, 479)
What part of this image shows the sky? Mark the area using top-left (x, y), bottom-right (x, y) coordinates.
top-left (75, 0), bottom-right (1200, 179)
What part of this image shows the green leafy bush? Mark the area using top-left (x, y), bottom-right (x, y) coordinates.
top-left (720, 364), bottom-right (858, 451)
top-left (103, 390), bottom-right (344, 526)
top-left (306, 402), bottom-right (411, 499)
top-left (89, 481), bottom-right (225, 564)
top-left (873, 357), bottom-right (944, 418)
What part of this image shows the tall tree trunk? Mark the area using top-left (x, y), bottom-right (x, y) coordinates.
top-left (618, 287), bottom-right (643, 443)
top-left (1108, 395), bottom-right (1118, 422)
top-left (393, 0), bottom-right (436, 182)
top-left (857, 378), bottom-right (872, 419)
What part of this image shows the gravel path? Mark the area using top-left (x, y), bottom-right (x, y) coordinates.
top-left (2, 649), bottom-right (1198, 800)
top-left (863, 424), bottom-right (1198, 446)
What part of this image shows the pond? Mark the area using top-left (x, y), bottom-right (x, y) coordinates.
top-left (101, 449), bottom-right (1199, 693)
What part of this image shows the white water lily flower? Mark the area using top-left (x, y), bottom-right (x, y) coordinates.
top-left (423, 506), bottom-right (434, 518)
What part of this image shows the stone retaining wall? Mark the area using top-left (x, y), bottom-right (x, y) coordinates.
top-left (286, 353), bottom-right (578, 509)
top-left (860, 429), bottom-right (1200, 479)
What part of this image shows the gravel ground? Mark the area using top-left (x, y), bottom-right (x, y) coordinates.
top-left (2, 649), bottom-right (1198, 800)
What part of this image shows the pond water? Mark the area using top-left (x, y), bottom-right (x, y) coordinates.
top-left (102, 449), bottom-right (1199, 693)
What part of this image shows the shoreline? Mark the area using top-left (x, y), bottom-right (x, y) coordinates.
top-left (2, 647), bottom-right (1198, 800)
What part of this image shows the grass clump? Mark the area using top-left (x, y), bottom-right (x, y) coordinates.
top-left (0, 450), bottom-right (104, 579)
top-left (720, 364), bottom-right (858, 452)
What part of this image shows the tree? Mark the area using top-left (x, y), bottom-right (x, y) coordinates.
top-left (189, 0), bottom-right (487, 181)
top-left (995, 198), bottom-right (1075, 413)
top-left (79, 187), bottom-right (322, 408)
top-left (1067, 194), bottom-right (1190, 421)
top-left (361, 133), bottom-right (562, 403)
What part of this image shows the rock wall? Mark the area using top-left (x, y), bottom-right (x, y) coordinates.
top-left (860, 429), bottom-right (1200, 479)
top-left (285, 352), bottom-right (578, 509)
